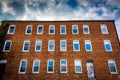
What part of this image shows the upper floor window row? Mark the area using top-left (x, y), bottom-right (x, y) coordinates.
top-left (3, 40), bottom-right (113, 52)
top-left (7, 24), bottom-right (109, 35)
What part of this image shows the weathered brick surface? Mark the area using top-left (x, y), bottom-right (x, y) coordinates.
top-left (2, 20), bottom-right (120, 80)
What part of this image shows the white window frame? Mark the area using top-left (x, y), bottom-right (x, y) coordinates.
top-left (25, 25), bottom-right (32, 35)
top-left (22, 40), bottom-right (30, 52)
top-left (104, 40), bottom-right (112, 52)
top-left (49, 25), bottom-right (55, 34)
top-left (32, 60), bottom-right (40, 74)
top-left (60, 40), bottom-right (67, 51)
top-left (73, 40), bottom-right (80, 51)
top-left (37, 25), bottom-right (44, 34)
top-left (83, 25), bottom-right (90, 34)
top-left (101, 24), bottom-right (108, 34)
top-left (85, 40), bottom-right (92, 51)
top-left (108, 60), bottom-right (118, 74)
top-left (74, 59), bottom-right (82, 73)
top-left (48, 40), bottom-right (55, 51)
top-left (47, 59), bottom-right (54, 73)
top-left (2, 40), bottom-right (12, 52)
top-left (35, 40), bottom-right (42, 52)
top-left (18, 60), bottom-right (27, 74)
top-left (7, 25), bottom-right (16, 34)
top-left (72, 25), bottom-right (79, 34)
top-left (60, 25), bottom-right (66, 34)
top-left (60, 59), bottom-right (68, 73)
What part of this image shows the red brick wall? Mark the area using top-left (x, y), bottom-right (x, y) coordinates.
top-left (2, 21), bottom-right (120, 80)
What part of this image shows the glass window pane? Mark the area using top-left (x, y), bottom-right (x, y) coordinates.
top-left (105, 44), bottom-right (111, 50)
top-left (20, 61), bottom-right (26, 72)
top-left (38, 26), bottom-right (42, 33)
top-left (34, 66), bottom-right (39, 72)
top-left (61, 26), bottom-right (65, 33)
top-left (9, 26), bottom-right (14, 33)
top-left (86, 44), bottom-right (91, 50)
top-left (61, 66), bottom-right (66, 71)
top-left (27, 26), bottom-right (31, 33)
top-left (36, 41), bottom-right (42, 51)
top-left (5, 42), bottom-right (11, 50)
top-left (76, 66), bottom-right (81, 72)
top-left (110, 63), bottom-right (116, 72)
top-left (84, 28), bottom-right (88, 33)
top-left (74, 43), bottom-right (79, 50)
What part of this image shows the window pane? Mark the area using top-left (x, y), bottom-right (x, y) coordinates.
top-left (48, 60), bottom-right (54, 72)
top-left (74, 43), bottom-right (79, 50)
top-left (27, 26), bottom-right (32, 34)
top-left (84, 28), bottom-right (88, 33)
top-left (61, 40), bottom-right (66, 51)
top-left (76, 66), bottom-right (81, 72)
top-left (72, 25), bottom-right (78, 34)
top-left (34, 66), bottom-right (39, 72)
top-left (61, 61), bottom-right (66, 65)
top-left (20, 61), bottom-right (26, 72)
top-left (24, 42), bottom-right (29, 50)
top-left (49, 26), bottom-right (55, 34)
top-left (85, 40), bottom-right (92, 51)
top-left (101, 24), bottom-right (108, 34)
top-left (49, 41), bottom-right (54, 51)
top-left (110, 63), bottom-right (116, 72)
top-left (61, 26), bottom-right (66, 34)
top-left (9, 26), bottom-right (14, 33)
top-left (104, 40), bottom-right (112, 51)
top-left (61, 66), bottom-right (66, 71)
top-left (35, 41), bottom-right (42, 51)
top-left (5, 42), bottom-right (11, 50)
top-left (105, 44), bottom-right (111, 50)
top-left (38, 26), bottom-right (42, 33)
top-left (86, 44), bottom-right (91, 50)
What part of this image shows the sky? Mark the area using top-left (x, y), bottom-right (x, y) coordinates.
top-left (0, 0), bottom-right (120, 40)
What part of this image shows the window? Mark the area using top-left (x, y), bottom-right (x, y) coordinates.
top-left (37, 25), bottom-right (43, 34)
top-left (22, 40), bottom-right (30, 52)
top-left (72, 25), bottom-right (79, 34)
top-left (60, 59), bottom-right (68, 73)
top-left (48, 40), bottom-right (55, 51)
top-left (85, 40), bottom-right (92, 51)
top-left (74, 60), bottom-right (82, 73)
top-left (47, 60), bottom-right (54, 73)
top-left (60, 25), bottom-right (66, 34)
top-left (49, 25), bottom-right (55, 34)
top-left (60, 40), bottom-right (67, 51)
top-left (104, 40), bottom-right (112, 51)
top-left (35, 40), bottom-right (42, 52)
top-left (3, 40), bottom-right (12, 52)
top-left (25, 25), bottom-right (32, 35)
top-left (7, 25), bottom-right (15, 34)
top-left (101, 24), bottom-right (108, 34)
top-left (73, 40), bottom-right (80, 51)
top-left (108, 60), bottom-right (118, 74)
top-left (19, 60), bottom-right (27, 74)
top-left (32, 60), bottom-right (40, 74)
top-left (83, 25), bottom-right (90, 34)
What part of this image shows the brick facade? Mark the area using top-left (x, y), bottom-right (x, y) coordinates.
top-left (1, 20), bottom-right (120, 80)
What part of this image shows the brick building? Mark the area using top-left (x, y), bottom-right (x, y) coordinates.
top-left (0, 20), bottom-right (120, 80)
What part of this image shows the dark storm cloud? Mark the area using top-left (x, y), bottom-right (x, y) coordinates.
top-left (7, 0), bottom-right (25, 16)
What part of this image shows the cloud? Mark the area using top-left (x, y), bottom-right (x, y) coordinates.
top-left (0, 0), bottom-right (120, 40)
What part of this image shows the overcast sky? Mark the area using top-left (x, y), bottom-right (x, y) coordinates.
top-left (0, 0), bottom-right (120, 40)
